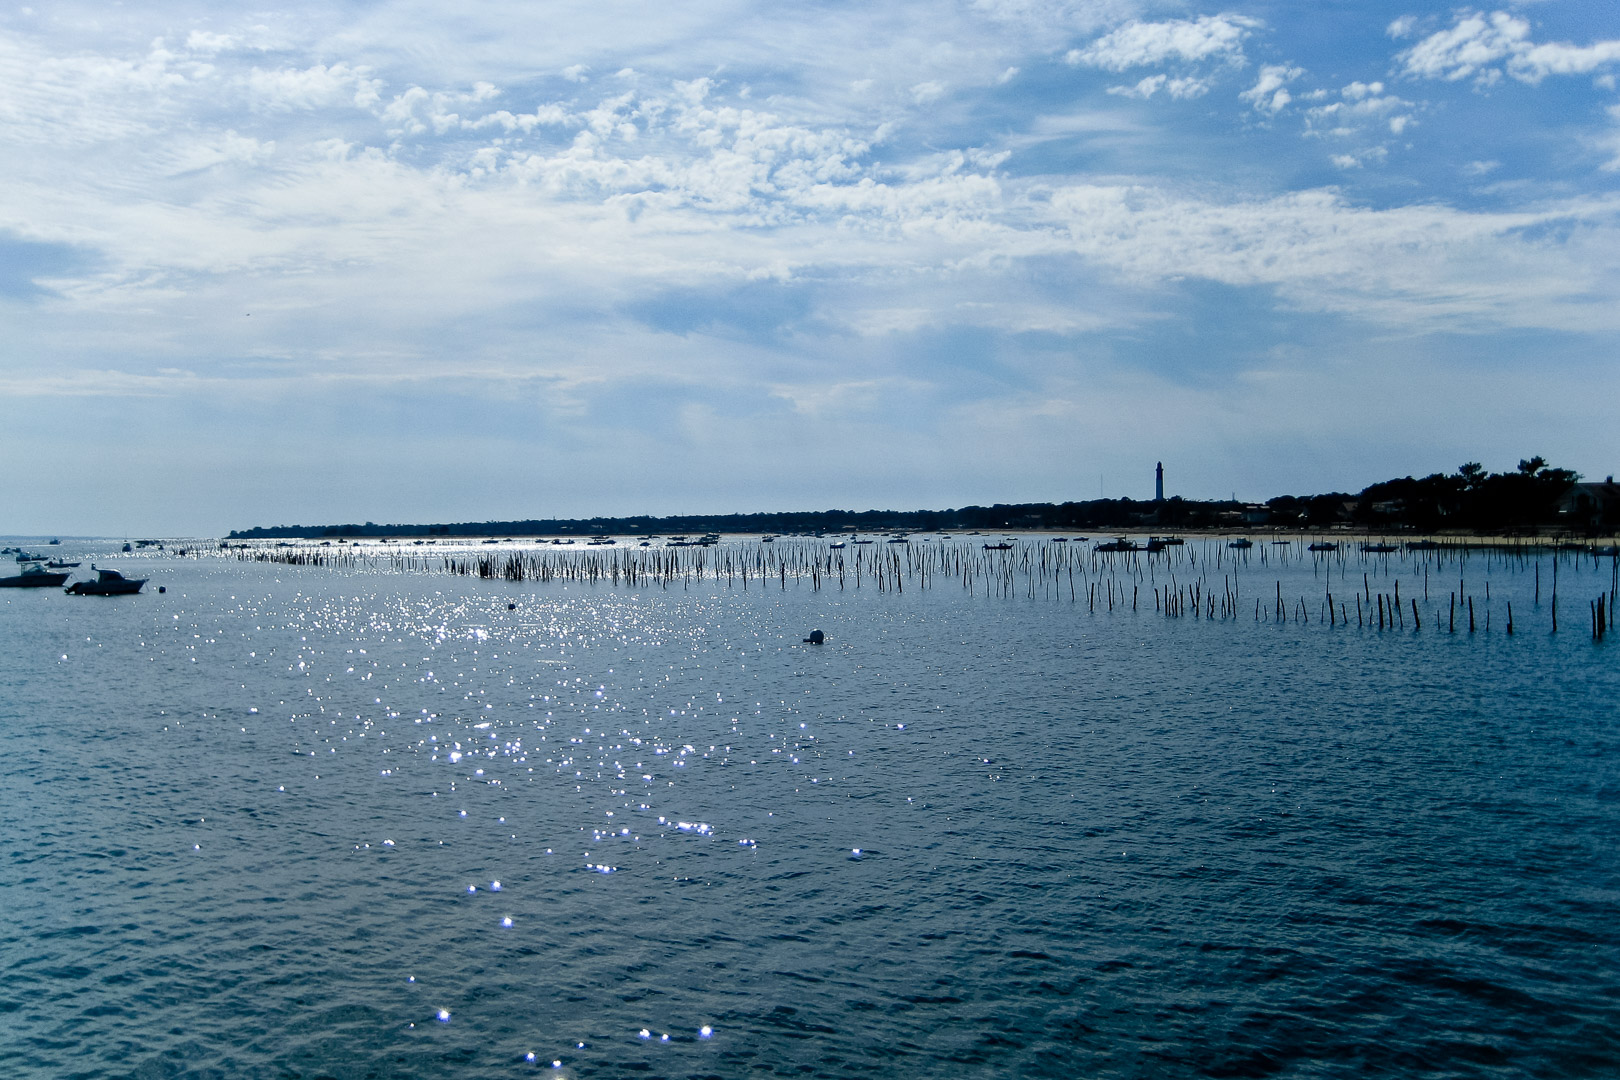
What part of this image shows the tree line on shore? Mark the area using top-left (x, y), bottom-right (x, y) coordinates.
top-left (227, 458), bottom-right (1608, 540)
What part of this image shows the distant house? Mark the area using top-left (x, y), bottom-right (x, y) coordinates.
top-left (1562, 477), bottom-right (1620, 528)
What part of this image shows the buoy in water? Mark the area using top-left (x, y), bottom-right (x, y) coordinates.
top-left (158, 586), bottom-right (166, 594)
top-left (804, 629), bottom-right (825, 644)
top-left (507, 602), bottom-right (516, 610)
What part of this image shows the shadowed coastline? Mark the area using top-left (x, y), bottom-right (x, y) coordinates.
top-left (227, 459), bottom-right (1614, 541)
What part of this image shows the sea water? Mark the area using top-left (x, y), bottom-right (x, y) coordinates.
top-left (1, 539), bottom-right (1616, 1078)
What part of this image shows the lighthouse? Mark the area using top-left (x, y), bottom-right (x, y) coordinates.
top-left (1155, 462), bottom-right (1164, 502)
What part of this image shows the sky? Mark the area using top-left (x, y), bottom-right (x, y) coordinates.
top-left (2, 1), bottom-right (1619, 536)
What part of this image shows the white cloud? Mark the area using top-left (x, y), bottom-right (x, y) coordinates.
top-left (1518, 38), bottom-right (1620, 82)
top-left (1043, 183), bottom-right (1619, 331)
top-left (246, 63), bottom-right (382, 111)
top-left (168, 130), bottom-right (275, 173)
top-left (1107, 74), bottom-right (1208, 100)
top-left (911, 80), bottom-right (946, 104)
top-left (562, 64), bottom-right (590, 82)
top-left (1395, 10), bottom-right (1620, 85)
top-left (380, 81), bottom-right (501, 135)
top-left (1240, 64), bottom-right (1302, 113)
top-left (1329, 147), bottom-right (1388, 169)
top-left (1069, 14), bottom-right (1259, 72)
top-left (1305, 85), bottom-right (1414, 138)
top-left (185, 31), bottom-right (237, 55)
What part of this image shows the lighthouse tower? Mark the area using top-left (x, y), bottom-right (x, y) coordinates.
top-left (1155, 462), bottom-right (1164, 502)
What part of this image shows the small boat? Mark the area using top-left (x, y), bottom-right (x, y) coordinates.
top-left (1361, 543), bottom-right (1399, 554)
top-left (65, 566), bottom-right (147, 595)
top-left (1228, 538), bottom-right (1253, 549)
top-left (1095, 538), bottom-right (1139, 553)
top-left (853, 539), bottom-right (874, 545)
top-left (983, 542), bottom-right (1014, 551)
top-left (0, 564), bottom-right (70, 588)
top-left (49, 538), bottom-right (60, 545)
top-left (1307, 542), bottom-right (1338, 552)
top-left (46, 560), bottom-right (81, 568)
top-left (122, 542), bottom-right (132, 552)
top-left (1271, 540), bottom-right (1291, 546)
top-left (1406, 540), bottom-right (1441, 551)
top-left (828, 542), bottom-right (846, 549)
top-left (887, 536), bottom-right (910, 544)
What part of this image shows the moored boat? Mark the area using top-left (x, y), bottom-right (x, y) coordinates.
top-left (0, 564), bottom-right (70, 588)
top-left (65, 566), bottom-right (147, 595)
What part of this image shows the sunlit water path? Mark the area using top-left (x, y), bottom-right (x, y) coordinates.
top-left (2, 538), bottom-right (1616, 1078)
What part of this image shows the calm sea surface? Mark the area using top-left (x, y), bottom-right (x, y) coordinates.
top-left (2, 537), bottom-right (1617, 1079)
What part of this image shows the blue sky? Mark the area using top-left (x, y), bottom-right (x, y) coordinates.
top-left (2, 1), bottom-right (1618, 535)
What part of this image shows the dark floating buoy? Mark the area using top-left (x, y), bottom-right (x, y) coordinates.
top-left (804, 629), bottom-right (825, 644)
top-left (158, 586), bottom-right (166, 594)
top-left (507, 602), bottom-right (516, 610)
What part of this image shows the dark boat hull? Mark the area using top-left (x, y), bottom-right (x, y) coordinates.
top-left (66, 579), bottom-right (146, 595)
top-left (0, 572), bottom-right (70, 588)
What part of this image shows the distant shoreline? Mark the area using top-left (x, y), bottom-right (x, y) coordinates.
top-left (225, 461), bottom-right (1616, 541)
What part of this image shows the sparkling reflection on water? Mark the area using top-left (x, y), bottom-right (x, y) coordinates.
top-left (1, 541), bottom-right (1617, 1078)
